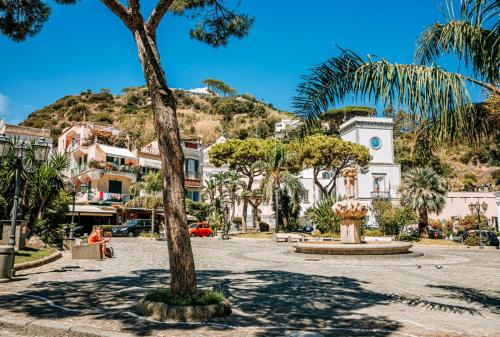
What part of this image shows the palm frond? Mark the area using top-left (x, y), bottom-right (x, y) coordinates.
top-left (415, 20), bottom-right (499, 83)
top-left (294, 50), bottom-right (473, 135)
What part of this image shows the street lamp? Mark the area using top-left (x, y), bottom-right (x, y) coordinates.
top-left (68, 182), bottom-right (88, 239)
top-left (33, 138), bottom-right (50, 162)
top-left (0, 135), bottom-right (11, 157)
top-left (468, 201), bottom-right (488, 249)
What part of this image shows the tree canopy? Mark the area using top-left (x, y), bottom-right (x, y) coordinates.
top-left (202, 78), bottom-right (236, 96)
top-left (290, 134), bottom-right (371, 197)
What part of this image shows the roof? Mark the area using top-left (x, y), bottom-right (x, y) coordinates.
top-left (97, 144), bottom-right (135, 159)
top-left (68, 205), bottom-right (116, 216)
top-left (339, 116), bottom-right (394, 134)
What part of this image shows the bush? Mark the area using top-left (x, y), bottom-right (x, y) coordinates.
top-left (362, 229), bottom-right (383, 237)
top-left (459, 214), bottom-right (488, 230)
top-left (93, 112), bottom-right (113, 124)
top-left (398, 232), bottom-right (418, 242)
top-left (492, 169), bottom-right (500, 185)
top-left (259, 222), bottom-right (270, 232)
top-left (67, 103), bottom-right (90, 121)
top-left (464, 236), bottom-right (480, 246)
top-left (88, 92), bottom-right (114, 103)
top-left (144, 288), bottom-right (224, 306)
top-left (213, 97), bottom-right (254, 121)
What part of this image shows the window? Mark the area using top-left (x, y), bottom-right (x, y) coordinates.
top-left (373, 174), bottom-right (386, 192)
top-left (322, 171), bottom-right (334, 179)
top-left (301, 189), bottom-right (310, 203)
top-left (186, 190), bottom-right (200, 202)
top-left (185, 158), bottom-right (199, 179)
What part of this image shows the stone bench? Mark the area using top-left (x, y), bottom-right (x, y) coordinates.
top-left (71, 243), bottom-right (103, 260)
top-left (275, 233), bottom-right (304, 243)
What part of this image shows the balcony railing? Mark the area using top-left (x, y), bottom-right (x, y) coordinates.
top-left (185, 170), bottom-right (201, 180)
top-left (88, 192), bottom-right (130, 203)
top-left (89, 161), bottom-right (139, 174)
top-left (371, 191), bottom-right (390, 199)
top-left (71, 164), bottom-right (88, 177)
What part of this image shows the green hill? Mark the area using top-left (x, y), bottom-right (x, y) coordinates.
top-left (21, 86), bottom-right (291, 147)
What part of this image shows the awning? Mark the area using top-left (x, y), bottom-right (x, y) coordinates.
top-left (68, 205), bottom-right (117, 217)
top-left (97, 144), bottom-right (136, 160)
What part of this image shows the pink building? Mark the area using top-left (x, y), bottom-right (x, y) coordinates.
top-left (431, 191), bottom-right (499, 229)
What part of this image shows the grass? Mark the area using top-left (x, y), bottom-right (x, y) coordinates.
top-left (413, 238), bottom-right (462, 246)
top-left (234, 232), bottom-right (274, 239)
top-left (144, 288), bottom-right (225, 306)
top-left (139, 232), bottom-right (161, 239)
top-left (15, 246), bottom-right (55, 264)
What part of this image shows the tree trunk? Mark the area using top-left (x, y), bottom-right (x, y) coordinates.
top-left (133, 27), bottom-right (197, 298)
top-left (313, 175), bottom-right (329, 201)
top-left (151, 207), bottom-right (155, 234)
top-left (242, 177), bottom-right (253, 233)
top-left (418, 208), bottom-right (429, 238)
top-left (274, 185), bottom-right (280, 233)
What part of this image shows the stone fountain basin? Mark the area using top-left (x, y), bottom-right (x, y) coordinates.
top-left (293, 241), bottom-right (413, 255)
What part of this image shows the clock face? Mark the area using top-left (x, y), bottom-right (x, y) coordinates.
top-left (370, 137), bottom-right (382, 150)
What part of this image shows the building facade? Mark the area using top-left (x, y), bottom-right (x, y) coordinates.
top-left (59, 123), bottom-right (204, 210)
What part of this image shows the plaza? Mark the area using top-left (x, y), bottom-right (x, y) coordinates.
top-left (1, 238), bottom-right (499, 337)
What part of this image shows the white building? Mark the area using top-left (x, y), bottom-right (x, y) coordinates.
top-left (203, 116), bottom-right (401, 229)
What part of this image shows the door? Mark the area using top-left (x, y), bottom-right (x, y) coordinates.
top-left (108, 180), bottom-right (122, 194)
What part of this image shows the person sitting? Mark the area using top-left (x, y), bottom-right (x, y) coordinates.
top-left (88, 227), bottom-right (111, 258)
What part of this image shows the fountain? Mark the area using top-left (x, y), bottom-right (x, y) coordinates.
top-left (294, 168), bottom-right (414, 255)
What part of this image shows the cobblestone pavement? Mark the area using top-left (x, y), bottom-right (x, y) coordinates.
top-left (1, 238), bottom-right (500, 337)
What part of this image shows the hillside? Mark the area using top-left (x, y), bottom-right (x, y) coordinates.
top-left (21, 86), bottom-right (291, 147)
top-left (21, 87), bottom-right (499, 191)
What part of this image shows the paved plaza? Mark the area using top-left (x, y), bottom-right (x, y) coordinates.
top-left (0, 238), bottom-right (499, 337)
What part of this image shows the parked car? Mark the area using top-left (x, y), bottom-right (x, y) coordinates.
top-left (428, 228), bottom-right (443, 239)
top-left (300, 225), bottom-right (315, 233)
top-left (111, 219), bottom-right (152, 237)
top-left (462, 230), bottom-right (499, 247)
top-left (188, 222), bottom-right (213, 237)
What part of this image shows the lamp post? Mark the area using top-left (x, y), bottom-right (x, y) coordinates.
top-left (68, 182), bottom-right (87, 239)
top-left (0, 136), bottom-right (49, 280)
top-left (468, 201), bottom-right (488, 249)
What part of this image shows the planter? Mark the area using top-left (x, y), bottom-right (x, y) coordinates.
top-left (0, 245), bottom-right (14, 282)
top-left (137, 298), bottom-right (231, 321)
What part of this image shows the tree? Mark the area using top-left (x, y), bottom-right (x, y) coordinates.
top-left (400, 168), bottom-right (446, 238)
top-left (202, 78), bottom-right (236, 96)
top-left (128, 171), bottom-right (163, 233)
top-left (26, 153), bottom-right (70, 222)
top-left (209, 138), bottom-right (273, 232)
top-left (291, 134), bottom-right (370, 198)
top-left (293, 0), bottom-right (499, 144)
top-left (224, 171), bottom-right (245, 222)
top-left (371, 200), bottom-right (417, 235)
top-left (2, 0), bottom-right (253, 300)
top-left (260, 141), bottom-right (302, 233)
top-left (306, 197), bottom-right (340, 234)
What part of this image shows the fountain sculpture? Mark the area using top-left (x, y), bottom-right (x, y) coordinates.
top-left (294, 168), bottom-right (414, 255)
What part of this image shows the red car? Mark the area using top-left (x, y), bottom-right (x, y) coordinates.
top-left (189, 222), bottom-right (214, 237)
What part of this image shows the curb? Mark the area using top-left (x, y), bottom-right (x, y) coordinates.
top-left (14, 251), bottom-right (62, 271)
top-left (413, 244), bottom-right (499, 250)
top-left (0, 315), bottom-right (135, 337)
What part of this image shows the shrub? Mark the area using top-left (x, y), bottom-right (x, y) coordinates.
top-left (492, 169), bottom-right (500, 185)
top-left (213, 97), bottom-right (254, 121)
top-left (232, 217), bottom-right (242, 226)
top-left (398, 232), bottom-right (418, 242)
top-left (67, 103), bottom-right (90, 121)
top-left (464, 236), bottom-right (480, 246)
top-left (259, 222), bottom-right (270, 232)
top-left (93, 112), bottom-right (113, 124)
top-left (88, 92), bottom-right (114, 103)
top-left (459, 214), bottom-right (488, 230)
top-left (362, 228), bottom-right (383, 237)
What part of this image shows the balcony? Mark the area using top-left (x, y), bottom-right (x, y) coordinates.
top-left (371, 191), bottom-right (391, 199)
top-left (88, 192), bottom-right (130, 204)
top-left (185, 170), bottom-right (202, 187)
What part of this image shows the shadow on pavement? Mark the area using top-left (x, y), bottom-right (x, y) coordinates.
top-left (2, 267), bottom-right (467, 336)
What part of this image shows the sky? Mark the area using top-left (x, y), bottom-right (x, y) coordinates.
top-left (0, 0), bottom-right (478, 124)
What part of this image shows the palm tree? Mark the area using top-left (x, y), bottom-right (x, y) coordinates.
top-left (400, 168), bottom-right (446, 238)
top-left (294, 0), bottom-right (499, 143)
top-left (224, 171), bottom-right (245, 222)
top-left (261, 142), bottom-right (303, 233)
top-left (203, 178), bottom-right (217, 206)
top-left (127, 171), bottom-right (163, 234)
top-left (27, 153), bottom-right (70, 221)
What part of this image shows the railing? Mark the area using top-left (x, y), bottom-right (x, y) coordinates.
top-left (88, 192), bottom-right (130, 203)
top-left (89, 161), bottom-right (139, 174)
top-left (185, 170), bottom-right (202, 180)
top-left (371, 191), bottom-right (390, 199)
top-left (71, 164), bottom-right (88, 176)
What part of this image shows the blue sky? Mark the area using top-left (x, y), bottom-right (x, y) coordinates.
top-left (0, 0), bottom-right (477, 124)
